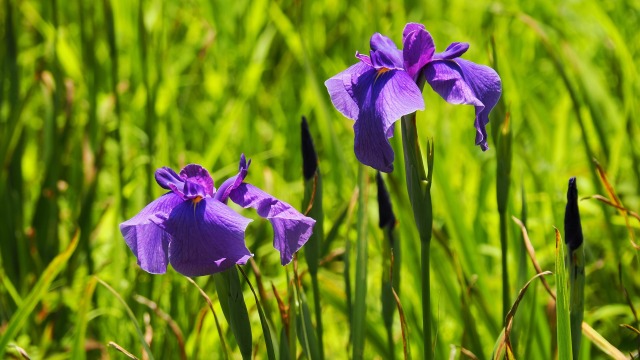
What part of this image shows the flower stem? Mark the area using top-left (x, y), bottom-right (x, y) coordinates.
top-left (499, 210), bottom-right (510, 321)
top-left (400, 102), bottom-right (434, 359)
top-left (352, 164), bottom-right (369, 360)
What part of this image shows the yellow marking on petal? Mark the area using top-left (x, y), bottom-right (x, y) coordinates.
top-left (375, 67), bottom-right (391, 84)
top-left (192, 196), bottom-right (203, 216)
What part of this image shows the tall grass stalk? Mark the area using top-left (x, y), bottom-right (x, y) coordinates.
top-left (352, 164), bottom-right (369, 359)
top-left (400, 72), bottom-right (434, 358)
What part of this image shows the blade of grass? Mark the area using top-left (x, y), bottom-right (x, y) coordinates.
top-left (215, 267), bottom-right (253, 359)
top-left (496, 112), bottom-right (513, 321)
top-left (492, 271), bottom-right (552, 359)
top-left (96, 277), bottom-right (154, 360)
top-left (554, 229), bottom-right (573, 360)
top-left (108, 341), bottom-right (139, 360)
top-left (352, 164), bottom-right (369, 360)
top-left (238, 266), bottom-right (278, 360)
top-left (0, 230), bottom-right (79, 358)
top-left (71, 276), bottom-right (98, 360)
top-left (185, 277), bottom-right (230, 360)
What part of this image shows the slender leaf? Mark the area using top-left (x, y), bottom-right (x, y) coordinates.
top-left (0, 231), bottom-right (79, 358)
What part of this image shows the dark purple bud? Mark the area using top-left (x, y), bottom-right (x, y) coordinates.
top-left (301, 116), bottom-right (318, 180)
top-left (376, 172), bottom-right (396, 229)
top-left (564, 177), bottom-right (583, 251)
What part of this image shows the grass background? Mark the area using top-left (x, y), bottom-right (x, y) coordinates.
top-left (1, 0), bottom-right (639, 358)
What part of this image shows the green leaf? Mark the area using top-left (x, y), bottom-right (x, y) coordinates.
top-left (215, 268), bottom-right (253, 359)
top-left (0, 231), bottom-right (79, 358)
top-left (352, 164), bottom-right (369, 360)
top-left (555, 229), bottom-right (573, 360)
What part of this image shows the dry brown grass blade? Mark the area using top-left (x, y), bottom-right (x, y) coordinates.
top-left (271, 282), bottom-right (289, 332)
top-left (504, 271), bottom-right (553, 345)
top-left (581, 323), bottom-right (627, 360)
top-left (592, 160), bottom-right (640, 249)
top-left (512, 216), bottom-right (556, 300)
top-left (303, 173), bottom-right (318, 216)
top-left (142, 313), bottom-right (152, 360)
top-left (392, 286), bottom-right (410, 360)
top-left (9, 344), bottom-right (30, 359)
top-left (108, 341), bottom-right (139, 359)
top-left (133, 295), bottom-right (187, 360)
top-left (621, 324), bottom-right (640, 336)
top-left (459, 347), bottom-right (479, 360)
top-left (582, 195), bottom-right (640, 222)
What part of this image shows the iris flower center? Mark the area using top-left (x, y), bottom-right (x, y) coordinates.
top-left (193, 196), bottom-right (203, 204)
top-left (375, 67), bottom-right (391, 82)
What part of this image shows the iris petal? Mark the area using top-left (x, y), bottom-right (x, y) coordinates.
top-left (425, 58), bottom-right (501, 150)
top-left (214, 154), bottom-right (251, 203)
top-left (229, 183), bottom-right (315, 265)
top-left (120, 193), bottom-right (183, 274)
top-left (350, 68), bottom-right (424, 172)
top-left (402, 23), bottom-right (436, 80)
top-left (434, 42), bottom-right (469, 60)
top-left (325, 62), bottom-right (371, 120)
top-left (369, 33), bottom-right (404, 70)
top-left (180, 164), bottom-right (215, 197)
top-left (160, 198), bottom-right (253, 277)
top-left (155, 167), bottom-right (184, 191)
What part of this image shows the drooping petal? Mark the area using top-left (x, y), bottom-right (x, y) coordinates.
top-left (180, 164), bottom-right (215, 197)
top-left (156, 167), bottom-right (184, 192)
top-left (119, 193), bottom-right (183, 274)
top-left (369, 33), bottom-right (404, 70)
top-left (433, 42), bottom-right (469, 60)
top-left (214, 154), bottom-right (251, 203)
top-left (229, 183), bottom-right (315, 265)
top-left (158, 198), bottom-right (253, 277)
top-left (425, 58), bottom-right (501, 150)
top-left (349, 68), bottom-right (425, 172)
top-left (402, 23), bottom-right (436, 80)
top-left (325, 61), bottom-right (372, 120)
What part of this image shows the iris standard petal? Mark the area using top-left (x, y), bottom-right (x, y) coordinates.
top-left (120, 193), bottom-right (183, 274)
top-left (350, 67), bottom-right (425, 172)
top-left (159, 199), bottom-right (253, 277)
top-left (229, 183), bottom-right (315, 265)
top-left (214, 154), bottom-right (251, 203)
top-left (369, 33), bottom-right (404, 70)
top-left (434, 42), bottom-right (469, 60)
top-left (424, 58), bottom-right (501, 150)
top-left (402, 23), bottom-right (436, 80)
top-left (180, 164), bottom-right (215, 197)
top-left (325, 62), bottom-right (371, 120)
top-left (155, 167), bottom-right (184, 191)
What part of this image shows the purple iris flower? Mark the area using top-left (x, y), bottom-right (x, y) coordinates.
top-left (120, 155), bottom-right (315, 277)
top-left (325, 23), bottom-right (502, 172)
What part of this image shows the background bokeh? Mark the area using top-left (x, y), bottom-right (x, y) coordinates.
top-left (1, 0), bottom-right (639, 358)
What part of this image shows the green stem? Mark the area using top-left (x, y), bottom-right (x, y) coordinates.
top-left (352, 164), bottom-right (368, 360)
top-left (311, 273), bottom-right (324, 360)
top-left (499, 211), bottom-right (510, 321)
top-left (400, 88), bottom-right (433, 359)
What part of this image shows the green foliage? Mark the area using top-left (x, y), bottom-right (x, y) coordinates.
top-left (1, 0), bottom-right (639, 358)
